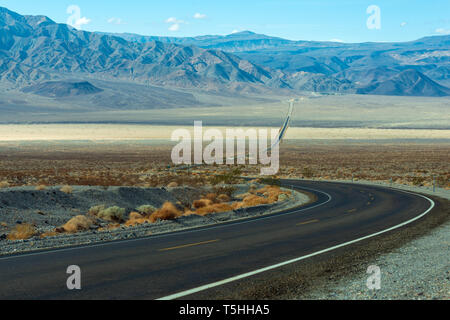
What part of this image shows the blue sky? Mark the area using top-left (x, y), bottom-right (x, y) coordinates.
top-left (1, 0), bottom-right (449, 42)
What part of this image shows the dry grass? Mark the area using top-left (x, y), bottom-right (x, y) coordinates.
top-left (0, 180), bottom-right (10, 189)
top-left (196, 203), bottom-right (234, 216)
top-left (125, 212), bottom-right (148, 227)
top-left (7, 223), bottom-right (37, 240)
top-left (149, 202), bottom-right (182, 223)
top-left (60, 185), bottom-right (73, 194)
top-left (62, 215), bottom-right (93, 233)
top-left (193, 199), bottom-right (214, 209)
top-left (35, 185), bottom-right (47, 191)
top-left (217, 194), bottom-right (231, 203)
top-left (0, 142), bottom-right (447, 190)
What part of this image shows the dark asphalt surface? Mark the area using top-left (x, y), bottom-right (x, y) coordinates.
top-left (0, 180), bottom-right (433, 300)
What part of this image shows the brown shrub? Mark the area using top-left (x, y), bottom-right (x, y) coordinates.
top-left (196, 203), bottom-right (233, 216)
top-left (216, 194), bottom-right (231, 203)
top-left (242, 194), bottom-right (270, 207)
top-left (7, 223), bottom-right (37, 240)
top-left (204, 193), bottom-right (218, 202)
top-left (125, 212), bottom-right (149, 227)
top-left (63, 215), bottom-right (93, 233)
top-left (193, 199), bottom-right (213, 209)
top-left (149, 202), bottom-right (182, 223)
top-left (167, 182), bottom-right (178, 188)
top-left (35, 185), bottom-right (47, 191)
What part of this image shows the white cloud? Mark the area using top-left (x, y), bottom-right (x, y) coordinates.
top-left (168, 23), bottom-right (180, 31)
top-left (194, 13), bottom-right (206, 19)
top-left (231, 29), bottom-right (239, 34)
top-left (166, 17), bottom-right (184, 24)
top-left (74, 17), bottom-right (91, 29)
top-left (329, 38), bottom-right (344, 43)
top-left (166, 17), bottom-right (185, 31)
top-left (108, 17), bottom-right (125, 25)
top-left (66, 5), bottom-right (91, 30)
top-left (400, 22), bottom-right (407, 27)
top-left (435, 28), bottom-right (450, 35)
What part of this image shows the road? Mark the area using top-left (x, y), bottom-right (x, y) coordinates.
top-left (0, 180), bottom-right (434, 300)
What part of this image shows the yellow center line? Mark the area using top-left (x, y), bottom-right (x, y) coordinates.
top-left (347, 209), bottom-right (357, 213)
top-left (297, 219), bottom-right (319, 226)
top-left (158, 239), bottom-right (220, 252)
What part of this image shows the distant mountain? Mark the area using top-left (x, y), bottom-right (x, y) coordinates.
top-left (0, 7), bottom-right (286, 92)
top-left (356, 69), bottom-right (450, 97)
top-left (107, 30), bottom-right (450, 94)
top-left (22, 81), bottom-right (103, 97)
top-left (1, 6), bottom-right (450, 98)
top-left (97, 31), bottom-right (295, 52)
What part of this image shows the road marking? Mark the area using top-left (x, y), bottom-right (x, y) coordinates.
top-left (296, 219), bottom-right (319, 226)
top-left (157, 190), bottom-right (435, 300)
top-left (347, 209), bottom-right (357, 213)
top-left (159, 239), bottom-right (219, 252)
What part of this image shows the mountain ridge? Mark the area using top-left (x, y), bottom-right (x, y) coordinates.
top-left (1, 6), bottom-right (449, 98)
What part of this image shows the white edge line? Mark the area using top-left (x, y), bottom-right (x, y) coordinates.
top-left (0, 186), bottom-right (331, 261)
top-left (156, 190), bottom-right (435, 300)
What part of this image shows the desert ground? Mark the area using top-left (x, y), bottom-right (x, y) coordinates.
top-left (0, 124), bottom-right (448, 244)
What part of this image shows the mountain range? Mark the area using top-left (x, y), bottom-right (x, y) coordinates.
top-left (1, 6), bottom-right (450, 102)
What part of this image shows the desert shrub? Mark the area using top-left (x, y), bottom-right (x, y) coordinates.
top-left (129, 212), bottom-right (144, 220)
top-left (7, 223), bottom-right (37, 240)
top-left (63, 215), bottom-right (93, 233)
top-left (60, 185), bottom-right (73, 194)
top-left (411, 176), bottom-right (426, 186)
top-left (301, 167), bottom-right (315, 178)
top-left (97, 206), bottom-right (126, 222)
top-left (88, 205), bottom-right (106, 216)
top-left (0, 181), bottom-right (10, 189)
top-left (136, 205), bottom-right (156, 216)
top-left (235, 192), bottom-right (251, 199)
top-left (35, 185), bottom-right (47, 191)
top-left (204, 193), bottom-right (218, 202)
top-left (149, 202), bottom-right (182, 223)
top-left (211, 168), bottom-right (242, 185)
top-left (125, 212), bottom-right (149, 227)
top-left (216, 194), bottom-right (231, 203)
top-left (242, 194), bottom-right (270, 207)
top-left (167, 182), bottom-right (178, 188)
top-left (258, 176), bottom-right (281, 186)
top-left (214, 186), bottom-right (236, 197)
top-left (193, 199), bottom-right (213, 209)
top-left (196, 203), bottom-right (233, 216)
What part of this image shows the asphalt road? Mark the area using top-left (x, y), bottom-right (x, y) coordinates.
top-left (0, 180), bottom-right (434, 300)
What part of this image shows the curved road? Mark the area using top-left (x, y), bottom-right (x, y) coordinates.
top-left (0, 180), bottom-right (434, 300)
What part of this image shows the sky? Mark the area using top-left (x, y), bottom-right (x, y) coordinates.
top-left (1, 0), bottom-right (449, 43)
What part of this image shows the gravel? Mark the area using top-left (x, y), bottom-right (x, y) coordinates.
top-left (301, 220), bottom-right (449, 300)
top-left (293, 181), bottom-right (450, 300)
